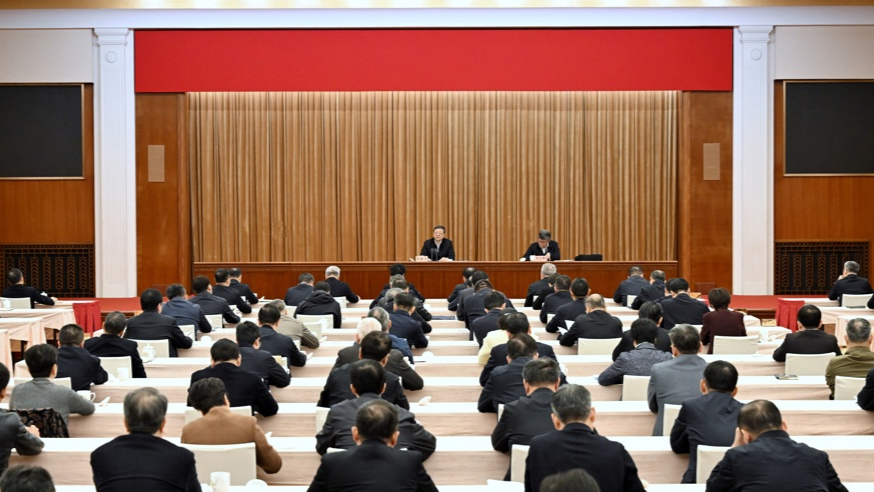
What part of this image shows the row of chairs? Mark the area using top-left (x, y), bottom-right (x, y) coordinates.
top-left (576, 335), bottom-right (762, 355)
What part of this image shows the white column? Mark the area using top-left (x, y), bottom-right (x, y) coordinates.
top-left (93, 28), bottom-right (136, 297)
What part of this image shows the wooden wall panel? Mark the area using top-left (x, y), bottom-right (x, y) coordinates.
top-left (0, 85), bottom-right (94, 245)
top-left (136, 93), bottom-right (191, 293)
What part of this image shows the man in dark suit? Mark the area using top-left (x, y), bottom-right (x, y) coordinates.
top-left (124, 289), bottom-right (192, 357)
top-left (212, 268), bottom-right (252, 314)
top-left (91, 387), bottom-right (200, 492)
top-left (334, 317), bottom-right (423, 391)
top-left (525, 263), bottom-right (556, 307)
top-left (462, 280), bottom-right (514, 331)
top-left (189, 339), bottom-right (278, 417)
top-left (325, 265), bottom-right (359, 304)
top-left (612, 301), bottom-right (672, 360)
top-left (84, 312), bottom-right (147, 378)
top-left (706, 400), bottom-right (847, 491)
top-left (478, 335), bottom-right (537, 413)
top-left (2, 269), bottom-right (55, 308)
top-left (471, 291), bottom-right (506, 347)
top-left (524, 384), bottom-right (645, 492)
top-left (371, 264), bottom-right (427, 308)
top-left (539, 275), bottom-right (573, 324)
top-left (419, 224), bottom-right (455, 261)
top-left (631, 270), bottom-right (668, 309)
top-left (316, 360), bottom-right (436, 459)
top-left (308, 399), bottom-right (438, 492)
top-left (294, 281), bottom-right (342, 328)
top-left (614, 266), bottom-right (650, 307)
top-left (256, 303), bottom-right (307, 369)
top-left (228, 267), bottom-right (258, 305)
top-left (188, 275), bottom-right (240, 324)
top-left (659, 278), bottom-right (710, 329)
top-left (560, 294), bottom-right (623, 346)
top-left (480, 313), bottom-right (562, 386)
top-left (367, 307), bottom-right (415, 364)
top-left (160, 284), bottom-right (212, 336)
top-left (857, 366), bottom-right (874, 410)
top-left (545, 278), bottom-right (589, 334)
top-left (828, 260), bottom-right (873, 305)
top-left (236, 321), bottom-right (290, 388)
top-left (318, 331), bottom-right (409, 410)
top-left (383, 278), bottom-right (433, 333)
top-left (284, 272), bottom-right (315, 307)
top-left (772, 304), bottom-right (842, 362)
top-left (531, 274), bottom-right (559, 311)
top-left (521, 229), bottom-right (560, 261)
top-left (597, 320), bottom-right (672, 386)
top-left (648, 325), bottom-right (707, 436)
top-left (56, 324), bottom-right (108, 391)
top-left (447, 266), bottom-right (477, 311)
top-left (456, 271), bottom-right (488, 321)
top-left (388, 292), bottom-right (428, 349)
top-left (670, 360), bottom-right (744, 483)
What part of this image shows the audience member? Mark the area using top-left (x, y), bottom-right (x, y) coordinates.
top-left (367, 306), bottom-right (414, 363)
top-left (560, 294), bottom-right (623, 346)
top-left (612, 301), bottom-right (672, 360)
top-left (631, 270), bottom-right (668, 309)
top-left (647, 324), bottom-right (706, 435)
top-left (856, 366), bottom-right (874, 411)
top-left (700, 287), bottom-right (746, 354)
top-left (389, 292), bottom-right (428, 349)
top-left (189, 339), bottom-right (278, 417)
top-left (456, 271), bottom-right (489, 321)
top-left (334, 318), bottom-right (423, 391)
top-left (532, 273), bottom-right (559, 311)
top-left (597, 319), bottom-right (672, 386)
top-left (294, 281), bottom-right (342, 328)
top-left (189, 275), bottom-right (240, 324)
top-left (521, 229), bottom-right (560, 261)
top-left (826, 318), bottom-right (874, 398)
top-left (371, 264), bottom-right (426, 308)
top-left (383, 278), bottom-right (433, 332)
top-left (478, 335), bottom-right (538, 413)
top-left (539, 275), bottom-right (573, 324)
top-left (772, 304), bottom-right (841, 363)
top-left (828, 260), bottom-right (873, 304)
top-left (212, 268), bottom-right (252, 314)
top-left (56, 324), bottom-right (108, 391)
top-left (447, 266), bottom-right (477, 311)
top-left (160, 284), bottom-right (211, 336)
top-left (318, 331), bottom-right (408, 409)
top-left (2, 268), bottom-right (55, 308)
top-left (480, 313), bottom-right (561, 385)
top-left (270, 299), bottom-right (320, 349)
top-left (0, 363), bottom-right (43, 473)
top-left (285, 272), bottom-right (315, 307)
top-left (526, 263), bottom-right (557, 307)
top-left (0, 465), bottom-right (54, 492)
top-left (124, 288), bottom-right (192, 357)
top-left (227, 267), bottom-right (258, 305)
top-left (545, 277), bottom-right (589, 334)
top-left (463, 279), bottom-right (514, 331)
top-left (539, 469), bottom-right (602, 492)
top-left (256, 303), bottom-right (307, 368)
top-left (324, 265), bottom-right (359, 304)
top-left (10, 344), bottom-right (95, 425)
top-left (659, 278), bottom-right (710, 329)
top-left (84, 312), bottom-right (146, 378)
top-left (236, 321), bottom-right (291, 388)
top-left (613, 266), bottom-right (649, 307)
top-left (471, 290), bottom-right (507, 347)
top-left (420, 224), bottom-right (455, 261)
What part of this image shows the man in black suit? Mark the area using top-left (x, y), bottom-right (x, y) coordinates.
top-left (471, 291), bottom-right (506, 347)
top-left (318, 331), bottom-right (409, 410)
top-left (462, 279), bottom-right (514, 331)
top-left (335, 318), bottom-right (423, 391)
top-left (478, 335), bottom-right (537, 413)
top-left (670, 360), bottom-right (743, 483)
top-left (521, 229), bottom-right (560, 261)
top-left (560, 294), bottom-right (623, 346)
top-left (480, 313), bottom-right (562, 386)
top-left (659, 278), bottom-right (710, 329)
top-left (188, 275), bottom-right (240, 324)
top-left (294, 281), bottom-right (342, 328)
top-left (545, 278), bottom-right (589, 334)
top-left (84, 312), bottom-right (146, 378)
top-left (524, 384), bottom-right (645, 492)
top-left (189, 339), bottom-right (278, 416)
top-left (383, 278), bottom-right (433, 333)
top-left (160, 284), bottom-right (212, 336)
top-left (308, 399), bottom-right (438, 492)
top-left (256, 303), bottom-right (307, 369)
top-left (532, 273), bottom-right (559, 311)
top-left (419, 224), bottom-right (455, 261)
top-left (828, 260), bottom-right (873, 305)
top-left (56, 324), bottom-right (108, 391)
top-left (857, 366), bottom-right (874, 410)
top-left (631, 270), bottom-right (668, 309)
top-left (772, 304), bottom-right (842, 362)
top-left (91, 387), bottom-right (200, 492)
top-left (614, 266), bottom-right (650, 307)
top-left (371, 264), bottom-right (427, 308)
top-left (706, 400), bottom-right (847, 491)
top-left (612, 301), bottom-right (672, 360)
top-left (284, 272), bottom-right (315, 307)
top-left (2, 269), bottom-right (55, 308)
top-left (236, 321), bottom-right (290, 388)
top-left (228, 267), bottom-right (258, 305)
top-left (539, 275), bottom-right (573, 324)
top-left (316, 360), bottom-right (436, 459)
top-left (456, 271), bottom-right (488, 321)
top-left (212, 268), bottom-right (252, 314)
top-left (124, 289), bottom-right (192, 357)
top-left (525, 263), bottom-right (556, 307)
top-left (447, 266), bottom-right (477, 311)
top-left (388, 293), bottom-right (428, 349)
top-left (325, 265), bottom-right (359, 304)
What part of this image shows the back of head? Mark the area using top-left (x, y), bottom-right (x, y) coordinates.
top-left (541, 263), bottom-right (557, 276)
top-left (360, 331), bottom-right (392, 361)
top-left (484, 290), bottom-right (505, 310)
top-left (846, 318), bottom-right (872, 344)
top-left (188, 377), bottom-right (227, 414)
top-left (554, 275), bottom-right (571, 291)
top-left (266, 299), bottom-right (287, 314)
top-left (737, 399), bottom-right (783, 439)
top-left (166, 283), bottom-right (186, 299)
top-left (0, 362), bottom-right (9, 392)
top-left (103, 311), bottom-right (127, 335)
top-left (384, 288), bottom-right (403, 304)
top-left (139, 288), bottom-right (163, 311)
top-left (667, 278), bottom-right (689, 293)
top-left (538, 229), bottom-right (552, 241)
top-left (462, 267), bottom-right (477, 282)
top-left (192, 275), bottom-right (211, 294)
top-left (355, 399), bottom-right (398, 444)
top-left (313, 281), bottom-right (331, 293)
top-left (584, 293), bottom-right (606, 310)
top-left (550, 384), bottom-right (592, 424)
top-left (390, 278), bottom-right (409, 291)
top-left (325, 265), bottom-right (340, 277)
top-left (59, 324), bottom-right (84, 347)
top-left (25, 344), bottom-right (57, 378)
top-left (367, 307), bottom-right (390, 332)
top-left (704, 360), bottom-right (738, 393)
top-left (522, 357), bottom-right (560, 387)
top-left (708, 287), bottom-right (731, 309)
top-left (6, 268), bottom-right (22, 285)
top-left (796, 304), bottom-right (822, 329)
top-left (507, 333), bottom-right (537, 360)
top-left (356, 317), bottom-right (383, 340)
top-left (570, 278), bottom-right (589, 298)
top-left (210, 339), bottom-right (240, 363)
top-left (235, 321), bottom-right (261, 346)
top-left (669, 324), bottom-right (701, 354)
top-left (629, 319), bottom-right (658, 345)
top-left (124, 387), bottom-right (168, 434)
top-left (651, 270), bottom-right (666, 282)
top-left (298, 272), bottom-right (315, 284)
top-left (474, 279), bottom-right (493, 293)
top-left (0, 465), bottom-right (55, 492)
top-left (547, 273), bottom-right (559, 286)
top-left (228, 267), bottom-right (242, 278)
top-left (214, 268), bottom-right (230, 284)
top-left (258, 303), bottom-right (281, 325)
top-left (638, 301), bottom-right (663, 323)
top-left (350, 359), bottom-right (385, 395)
top-left (470, 271), bottom-right (489, 287)
top-left (389, 263), bottom-right (406, 276)
top-left (539, 468), bottom-right (601, 492)
top-left (629, 266), bottom-right (643, 277)
top-left (845, 261), bottom-right (861, 274)
top-left (504, 313), bottom-right (531, 336)
top-left (394, 292), bottom-right (415, 311)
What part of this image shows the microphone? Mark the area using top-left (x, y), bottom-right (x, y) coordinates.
top-left (431, 247), bottom-right (439, 262)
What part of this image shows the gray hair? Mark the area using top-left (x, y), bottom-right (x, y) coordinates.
top-left (266, 299), bottom-right (287, 313)
top-left (367, 307), bottom-right (390, 332)
top-left (384, 288), bottom-right (403, 304)
top-left (845, 261), bottom-right (861, 274)
top-left (326, 265), bottom-right (340, 277)
top-left (538, 229), bottom-right (552, 241)
top-left (356, 317), bottom-right (383, 340)
top-left (584, 293), bottom-right (606, 310)
top-left (550, 384), bottom-right (592, 424)
top-left (541, 263), bottom-right (557, 276)
top-left (846, 318), bottom-right (872, 343)
top-left (124, 387), bottom-right (168, 434)
top-left (669, 324), bottom-right (701, 354)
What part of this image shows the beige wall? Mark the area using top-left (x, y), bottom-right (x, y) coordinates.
top-left (0, 29), bottom-right (92, 83)
top-left (775, 26), bottom-right (874, 80)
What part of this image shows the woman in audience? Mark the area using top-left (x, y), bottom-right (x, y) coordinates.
top-left (700, 288), bottom-right (747, 354)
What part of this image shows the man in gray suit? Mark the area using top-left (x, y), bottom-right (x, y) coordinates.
top-left (647, 324), bottom-right (706, 436)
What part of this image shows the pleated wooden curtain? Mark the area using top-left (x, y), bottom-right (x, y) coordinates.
top-left (189, 91), bottom-right (677, 262)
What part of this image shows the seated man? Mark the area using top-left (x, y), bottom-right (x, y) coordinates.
top-left (478, 335), bottom-right (538, 413)
top-left (772, 304), bottom-right (842, 362)
top-left (2, 269), bottom-right (55, 308)
top-left (532, 274), bottom-right (559, 311)
top-left (324, 265), bottom-right (359, 304)
top-left (0, 363), bottom-right (43, 473)
top-left (659, 278), bottom-right (710, 329)
top-left (521, 229), bottom-right (560, 261)
top-left (700, 287), bottom-right (747, 354)
top-left (160, 284), bottom-right (211, 336)
top-left (612, 301), bottom-right (672, 360)
top-left (284, 272), bottom-right (315, 307)
top-left (539, 275), bottom-right (573, 324)
top-left (334, 318), bottom-right (423, 391)
top-left (670, 360), bottom-right (743, 483)
top-left (480, 312), bottom-right (561, 385)
top-left (91, 388), bottom-right (200, 491)
top-left (236, 321), bottom-right (290, 388)
top-left (227, 267), bottom-right (258, 305)
top-left (456, 271), bottom-right (488, 321)
top-left (420, 224), bottom-right (455, 261)
top-left (269, 299), bottom-right (319, 349)
top-left (182, 378), bottom-right (281, 474)
top-left (828, 260), bottom-right (873, 304)
top-left (371, 263), bottom-right (426, 306)
top-left (189, 339), bottom-right (278, 417)
top-left (447, 266), bottom-right (477, 311)
top-left (367, 306), bottom-right (414, 364)
top-left (597, 319), bottom-right (672, 386)
top-left (84, 312), bottom-right (146, 378)
top-left (56, 324), bottom-right (108, 391)
top-left (525, 263), bottom-right (556, 307)
top-left (316, 359), bottom-right (436, 459)
top-left (613, 266), bottom-right (649, 307)
top-left (388, 292), bottom-right (428, 349)
top-left (560, 294), bottom-right (623, 346)
top-left (545, 277), bottom-right (589, 334)
top-left (124, 288), bottom-right (192, 357)
top-left (189, 275), bottom-right (240, 324)
top-left (463, 279), bottom-right (514, 331)
top-left (294, 281), bottom-right (342, 328)
top-left (706, 400), bottom-right (846, 491)
top-left (308, 399), bottom-right (438, 492)
top-left (256, 303), bottom-right (307, 369)
top-left (858, 366), bottom-right (874, 411)
top-left (0, 465), bottom-right (54, 492)
top-left (471, 291), bottom-right (506, 347)
top-left (631, 270), bottom-right (668, 309)
top-left (826, 318), bottom-right (874, 398)
top-left (648, 325), bottom-right (707, 436)
top-left (383, 278), bottom-right (433, 331)
top-left (212, 268), bottom-right (251, 314)
top-left (10, 344), bottom-right (95, 425)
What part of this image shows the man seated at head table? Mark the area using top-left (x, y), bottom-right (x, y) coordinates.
top-left (334, 317), bottom-right (423, 392)
top-left (0, 465), bottom-right (54, 492)
top-left (419, 224), bottom-right (455, 261)
top-left (189, 339), bottom-right (278, 417)
top-left (182, 377), bottom-right (281, 474)
top-left (56, 323), bottom-right (108, 391)
top-left (0, 364), bottom-right (43, 474)
top-left (826, 317), bottom-right (874, 399)
top-left (124, 288), bottom-right (192, 357)
top-left (771, 304), bottom-right (842, 363)
top-left (521, 229), bottom-right (560, 261)
top-left (84, 311), bottom-right (147, 378)
top-left (10, 344), bottom-right (95, 426)
top-left (91, 387), bottom-right (200, 492)
top-left (2, 268), bottom-right (56, 308)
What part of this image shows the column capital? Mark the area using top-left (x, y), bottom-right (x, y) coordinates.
top-left (738, 25), bottom-right (774, 42)
top-left (94, 28), bottom-right (130, 45)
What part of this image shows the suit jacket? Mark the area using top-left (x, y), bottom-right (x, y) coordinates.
top-left (531, 284), bottom-right (555, 311)
top-left (525, 277), bottom-right (550, 307)
top-left (420, 238), bottom-right (455, 261)
top-left (597, 342), bottom-right (673, 386)
top-left (560, 309), bottom-right (623, 346)
top-left (455, 287), bottom-right (475, 321)
top-left (772, 329), bottom-right (842, 362)
top-left (524, 423), bottom-right (645, 492)
top-left (1, 284), bottom-right (53, 308)
top-left (612, 328), bottom-right (672, 361)
top-left (91, 432), bottom-right (200, 492)
top-left (258, 326), bottom-right (307, 368)
top-left (700, 309), bottom-right (747, 354)
top-left (472, 309), bottom-right (502, 347)
top-left (631, 281), bottom-right (668, 309)
top-left (648, 354), bottom-right (707, 435)
top-left (317, 363), bottom-right (408, 410)
top-left (189, 291), bottom-right (240, 324)
top-left (284, 284), bottom-right (314, 307)
top-left (614, 276), bottom-right (650, 306)
top-left (540, 291), bottom-right (573, 323)
top-left (9, 377), bottom-right (95, 425)
top-left (56, 345), bottom-right (109, 391)
top-left (706, 430), bottom-right (847, 492)
top-left (278, 314), bottom-right (320, 349)
top-left (190, 362), bottom-right (278, 417)
top-left (447, 282), bottom-right (467, 311)
top-left (545, 298), bottom-right (587, 333)
top-left (857, 366), bottom-right (874, 410)
top-left (384, 300), bottom-right (433, 331)
top-left (389, 310), bottom-right (428, 349)
top-left (491, 387), bottom-right (555, 453)
top-left (522, 240), bottom-right (560, 261)
top-left (325, 277), bottom-right (359, 304)
top-left (315, 392), bottom-right (436, 459)
top-left (213, 283), bottom-right (252, 314)
top-left (294, 291), bottom-right (342, 328)
top-left (371, 283), bottom-right (426, 309)
top-left (334, 343), bottom-right (424, 391)
top-left (462, 289), bottom-right (514, 329)
top-left (480, 341), bottom-right (560, 386)
top-left (181, 406), bottom-right (281, 474)
top-left (239, 344), bottom-right (291, 388)
top-left (478, 356), bottom-right (531, 413)
top-left (229, 278), bottom-right (258, 305)
top-left (307, 439), bottom-right (437, 492)
top-left (124, 310), bottom-right (192, 357)
top-left (828, 273), bottom-right (874, 303)
top-left (670, 391), bottom-right (743, 483)
top-left (660, 294), bottom-right (710, 329)
top-left (0, 408), bottom-right (43, 472)
top-left (161, 296), bottom-right (212, 335)
top-left (84, 334), bottom-right (147, 378)
top-left (826, 346), bottom-right (874, 397)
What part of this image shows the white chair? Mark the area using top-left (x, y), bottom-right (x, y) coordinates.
top-left (842, 293), bottom-right (873, 308)
top-left (577, 338), bottom-right (621, 355)
top-left (13, 377), bottom-right (71, 389)
top-left (315, 406), bottom-right (331, 432)
top-left (497, 404), bottom-right (505, 420)
top-left (626, 295), bottom-right (637, 308)
top-left (565, 320), bottom-right (574, 330)
top-left (662, 403), bottom-right (682, 436)
top-left (784, 353), bottom-right (836, 376)
top-left (272, 355), bottom-right (288, 368)
top-left (99, 356), bottom-right (132, 378)
top-left (326, 447), bottom-right (346, 453)
top-left (835, 375), bottom-right (867, 400)
top-left (509, 444), bottom-right (529, 483)
top-left (179, 442), bottom-right (256, 485)
top-left (712, 335), bottom-right (759, 355)
top-left (298, 314), bottom-right (334, 329)
top-left (130, 339), bottom-right (170, 359)
top-left (696, 445), bottom-right (729, 483)
top-left (333, 297), bottom-right (348, 309)
top-left (302, 318), bottom-right (328, 338)
top-left (178, 324), bottom-right (195, 339)
top-left (0, 297), bottom-right (31, 309)
top-left (546, 313), bottom-right (555, 325)
top-left (205, 314), bottom-right (223, 329)
top-left (183, 406), bottom-right (252, 425)
top-left (621, 375), bottom-right (650, 401)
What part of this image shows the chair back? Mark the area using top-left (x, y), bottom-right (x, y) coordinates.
top-left (662, 403), bottom-right (682, 436)
top-left (842, 293), bottom-right (873, 308)
top-left (14, 408), bottom-right (69, 438)
top-left (205, 314), bottom-right (223, 329)
top-left (301, 318), bottom-right (328, 337)
top-left (712, 335), bottom-right (758, 354)
top-left (315, 406), bottom-right (330, 432)
top-left (626, 295), bottom-right (637, 308)
top-left (696, 445), bottom-right (729, 483)
top-left (13, 377), bottom-right (72, 389)
top-left (510, 444), bottom-right (530, 483)
top-left (273, 355), bottom-right (288, 368)
top-left (577, 338), bottom-right (621, 355)
top-left (298, 314), bottom-right (333, 330)
top-left (0, 297), bottom-right (31, 309)
top-left (784, 353), bottom-right (836, 376)
top-left (183, 406), bottom-right (252, 425)
top-left (545, 313), bottom-right (555, 325)
top-left (130, 339), bottom-right (171, 359)
top-left (178, 324), bottom-right (195, 339)
top-left (835, 375), bottom-right (867, 400)
top-left (621, 375), bottom-right (650, 401)
top-left (333, 297), bottom-right (348, 309)
top-left (179, 442), bottom-right (256, 485)
top-left (99, 356), bottom-right (132, 379)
